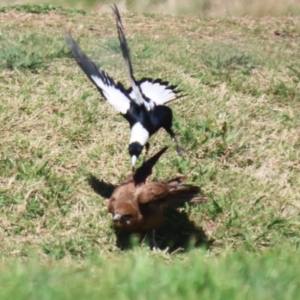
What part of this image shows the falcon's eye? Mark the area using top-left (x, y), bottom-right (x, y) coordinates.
top-left (121, 214), bottom-right (133, 221)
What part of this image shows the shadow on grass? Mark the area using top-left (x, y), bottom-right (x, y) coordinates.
top-left (115, 209), bottom-right (212, 253)
top-left (87, 174), bottom-right (213, 252)
top-left (87, 175), bottom-right (115, 199)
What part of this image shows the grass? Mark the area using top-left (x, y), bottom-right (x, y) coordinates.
top-left (1, 248), bottom-right (300, 299)
top-left (2, 1), bottom-right (300, 16)
top-left (0, 4), bottom-right (86, 15)
top-left (1, 4), bottom-right (300, 298)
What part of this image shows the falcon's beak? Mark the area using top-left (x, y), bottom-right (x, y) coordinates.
top-left (113, 214), bottom-right (121, 222)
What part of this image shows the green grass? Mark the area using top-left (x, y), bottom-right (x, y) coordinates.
top-left (1, 248), bottom-right (300, 299)
top-left (0, 4), bottom-right (86, 15)
top-left (2, 0), bottom-right (300, 16)
top-left (1, 4), bottom-right (300, 298)
top-left (0, 32), bottom-right (72, 71)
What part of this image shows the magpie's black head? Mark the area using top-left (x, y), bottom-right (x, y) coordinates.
top-left (129, 142), bottom-right (143, 168)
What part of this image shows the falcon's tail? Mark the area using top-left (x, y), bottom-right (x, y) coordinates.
top-left (166, 177), bottom-right (205, 204)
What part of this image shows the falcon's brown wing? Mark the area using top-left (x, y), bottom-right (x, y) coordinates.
top-left (136, 182), bottom-right (170, 204)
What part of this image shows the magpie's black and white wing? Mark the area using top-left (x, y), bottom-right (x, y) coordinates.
top-left (131, 78), bottom-right (182, 106)
top-left (111, 5), bottom-right (183, 109)
top-left (66, 33), bottom-right (131, 115)
top-left (111, 4), bottom-right (155, 111)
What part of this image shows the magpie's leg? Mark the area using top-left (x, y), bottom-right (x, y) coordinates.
top-left (166, 128), bottom-right (185, 156)
top-left (151, 229), bottom-right (158, 250)
top-left (142, 143), bottom-right (151, 164)
top-left (145, 142), bottom-right (150, 156)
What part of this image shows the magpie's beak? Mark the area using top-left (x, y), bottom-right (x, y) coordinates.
top-left (131, 155), bottom-right (137, 169)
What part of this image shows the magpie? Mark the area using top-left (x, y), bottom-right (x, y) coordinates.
top-left (111, 4), bottom-right (185, 156)
top-left (66, 7), bottom-right (183, 168)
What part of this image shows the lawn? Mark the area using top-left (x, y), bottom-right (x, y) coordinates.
top-left (0, 3), bottom-right (300, 298)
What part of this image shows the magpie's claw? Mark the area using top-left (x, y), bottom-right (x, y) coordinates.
top-left (145, 142), bottom-right (150, 156)
top-left (176, 145), bottom-right (186, 156)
